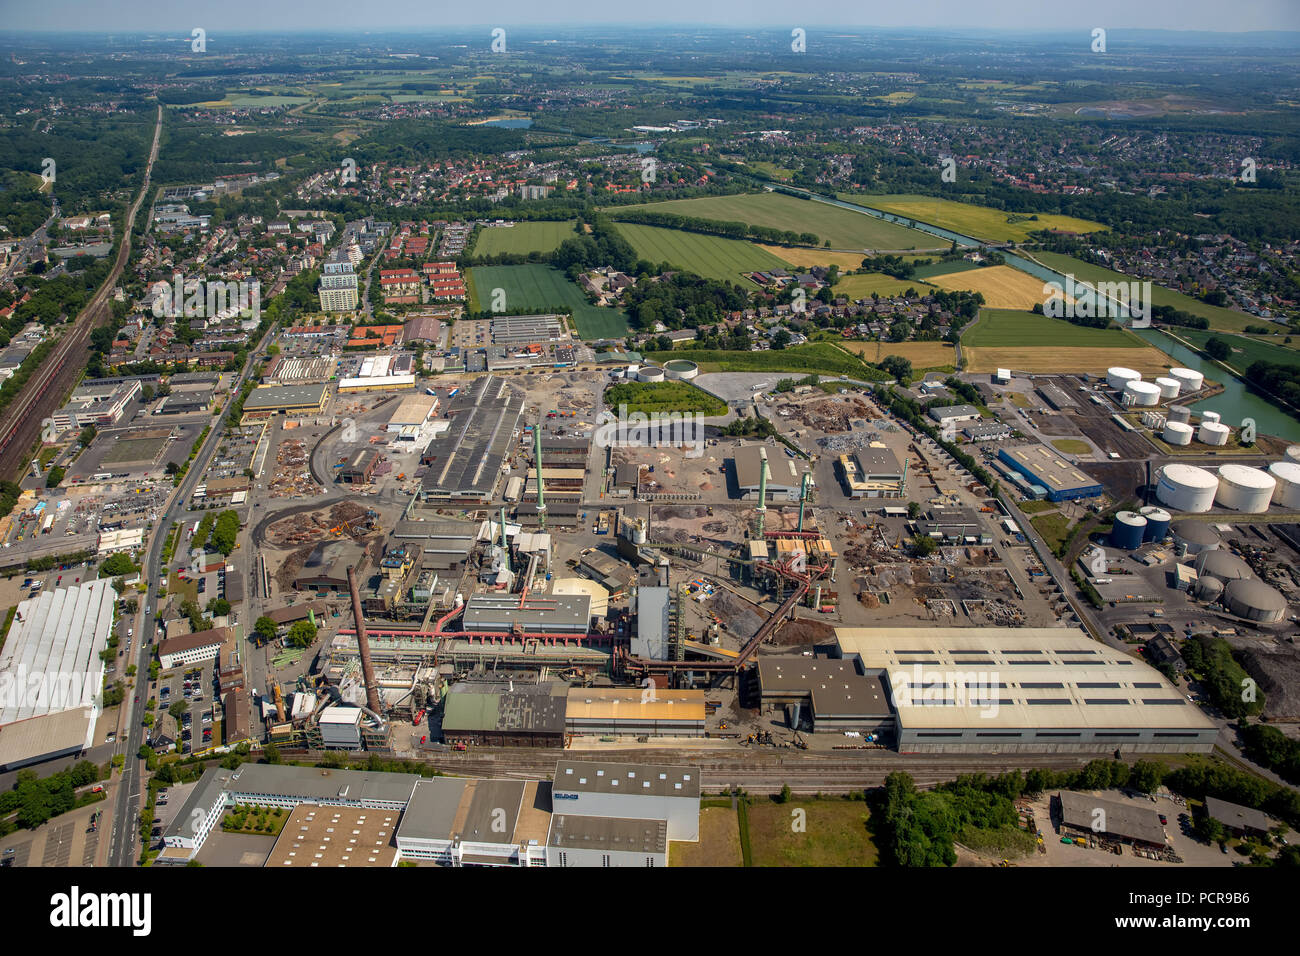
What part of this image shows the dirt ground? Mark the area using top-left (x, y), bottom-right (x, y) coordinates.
top-left (669, 806), bottom-right (743, 867)
top-left (791, 396), bottom-right (873, 432)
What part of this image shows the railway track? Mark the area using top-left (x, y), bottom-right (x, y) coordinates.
top-left (0, 106), bottom-right (162, 481)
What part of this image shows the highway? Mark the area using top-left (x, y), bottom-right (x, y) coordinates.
top-left (0, 106), bottom-right (163, 481)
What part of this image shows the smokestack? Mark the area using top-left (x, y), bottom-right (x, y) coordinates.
top-left (533, 421), bottom-right (546, 530)
top-left (797, 472), bottom-right (810, 533)
top-left (756, 448), bottom-right (769, 538)
top-left (347, 565), bottom-right (382, 714)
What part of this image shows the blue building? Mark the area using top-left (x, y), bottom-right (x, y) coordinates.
top-left (998, 446), bottom-right (1103, 502)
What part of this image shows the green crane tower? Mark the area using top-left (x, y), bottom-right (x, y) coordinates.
top-left (755, 447), bottom-right (769, 539)
top-left (797, 471), bottom-right (811, 533)
top-left (533, 422), bottom-right (546, 531)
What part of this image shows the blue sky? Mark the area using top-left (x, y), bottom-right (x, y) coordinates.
top-left (2, 0), bottom-right (1298, 33)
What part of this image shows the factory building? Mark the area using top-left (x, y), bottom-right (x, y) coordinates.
top-left (927, 403), bottom-right (982, 426)
top-left (1035, 383), bottom-right (1077, 411)
top-left (547, 815), bottom-right (669, 868)
top-left (0, 579), bottom-right (117, 770)
top-left (266, 804), bottom-right (400, 868)
top-left (836, 447), bottom-right (905, 499)
top-left (962, 421), bottom-right (1013, 443)
top-left (157, 627), bottom-right (231, 669)
top-left (633, 586), bottom-right (672, 660)
top-left (732, 444), bottom-right (812, 501)
top-left (53, 379), bottom-right (141, 431)
top-left (419, 376), bottom-right (524, 504)
top-left (318, 705), bottom-right (365, 749)
top-left (564, 688), bottom-right (707, 738)
top-left (395, 777), bottom-right (548, 867)
top-left (1057, 791), bottom-right (1166, 849)
top-left (338, 448), bottom-right (381, 485)
top-left (755, 657), bottom-right (893, 735)
top-left (551, 760), bottom-right (700, 843)
top-left (242, 383), bottom-right (329, 417)
top-left (491, 314), bottom-right (565, 344)
top-left (441, 681), bottom-right (568, 747)
top-left (835, 627), bottom-right (1217, 754)
top-left (1204, 797), bottom-right (1276, 839)
top-left (462, 593), bottom-right (593, 636)
top-left (998, 445), bottom-right (1103, 502)
top-left (913, 507), bottom-right (992, 545)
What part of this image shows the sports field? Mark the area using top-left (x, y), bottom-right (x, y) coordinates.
top-left (613, 223), bottom-right (790, 282)
top-left (1168, 329), bottom-right (1300, 375)
top-left (962, 308), bottom-right (1171, 374)
top-left (756, 245), bottom-right (867, 271)
top-left (835, 273), bottom-right (934, 299)
top-left (839, 193), bottom-right (1108, 243)
top-left (465, 264), bottom-right (629, 340)
top-left (929, 264), bottom-right (1049, 309)
top-left (840, 340), bottom-right (956, 369)
top-left (1031, 251), bottom-right (1256, 332)
top-left (472, 220), bottom-right (577, 257)
top-left (623, 192), bottom-right (940, 250)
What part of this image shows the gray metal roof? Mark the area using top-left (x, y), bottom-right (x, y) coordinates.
top-left (548, 814), bottom-right (667, 854)
top-left (395, 777), bottom-right (469, 842)
top-left (632, 587), bottom-right (671, 660)
top-left (1205, 796), bottom-right (1275, 833)
top-left (554, 760), bottom-right (701, 799)
top-left (462, 593), bottom-right (591, 634)
top-left (224, 763), bottom-right (422, 806)
top-left (420, 376), bottom-right (523, 500)
top-left (1058, 791), bottom-right (1166, 846)
top-left (243, 382), bottom-right (327, 411)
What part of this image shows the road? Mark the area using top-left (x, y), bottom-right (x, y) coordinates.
top-left (0, 202), bottom-right (59, 283)
top-left (0, 106), bottom-right (163, 480)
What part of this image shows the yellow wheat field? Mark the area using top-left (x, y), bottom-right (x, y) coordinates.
top-left (841, 340), bottom-right (956, 368)
top-left (964, 345), bottom-right (1175, 375)
top-left (756, 245), bottom-right (870, 271)
top-left (929, 265), bottom-right (1052, 309)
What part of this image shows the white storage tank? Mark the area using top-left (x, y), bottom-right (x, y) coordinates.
top-left (1106, 367), bottom-right (1142, 390)
top-left (1171, 520), bottom-right (1220, 555)
top-left (1170, 367), bottom-right (1204, 392)
top-left (636, 365), bottom-right (665, 383)
top-left (1268, 461), bottom-right (1300, 509)
top-left (1215, 464), bottom-right (1276, 513)
top-left (1154, 377), bottom-right (1181, 399)
top-left (1286, 445), bottom-right (1300, 464)
top-left (1162, 421), bottom-right (1194, 446)
top-left (1156, 464), bottom-right (1219, 513)
top-left (1123, 380), bottom-right (1161, 406)
top-left (1167, 405), bottom-right (1192, 424)
top-left (1198, 421), bottom-right (1230, 446)
top-left (1200, 411), bottom-right (1220, 424)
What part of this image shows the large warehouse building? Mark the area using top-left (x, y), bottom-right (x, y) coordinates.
top-left (998, 445), bottom-right (1103, 502)
top-left (834, 627), bottom-right (1217, 754)
top-left (242, 383), bottom-right (329, 417)
top-left (0, 579), bottom-right (117, 770)
top-left (419, 376), bottom-right (524, 504)
top-left (732, 444), bottom-right (812, 501)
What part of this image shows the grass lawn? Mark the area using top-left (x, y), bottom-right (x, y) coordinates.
top-left (964, 309), bottom-right (1143, 348)
top-left (1029, 511), bottom-right (1074, 552)
top-left (745, 799), bottom-right (878, 867)
top-left (604, 381), bottom-right (729, 416)
top-left (619, 192), bottom-right (939, 250)
top-left (835, 272), bottom-right (934, 298)
top-left (910, 258), bottom-right (985, 279)
top-left (472, 220), bottom-right (577, 257)
top-left (1032, 251), bottom-right (1256, 332)
top-left (669, 806), bottom-right (743, 866)
top-left (1017, 499), bottom-right (1057, 514)
top-left (465, 264), bottom-right (629, 340)
top-left (647, 343), bottom-right (888, 380)
top-left (1051, 439), bottom-right (1092, 454)
top-left (613, 222), bottom-right (790, 282)
top-left (1169, 329), bottom-right (1300, 375)
top-left (165, 572), bottom-right (198, 604)
top-left (840, 193), bottom-right (1107, 243)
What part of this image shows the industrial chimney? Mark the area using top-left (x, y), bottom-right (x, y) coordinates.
top-left (346, 565), bottom-right (382, 714)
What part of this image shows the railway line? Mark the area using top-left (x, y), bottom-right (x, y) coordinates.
top-left (0, 106), bottom-right (163, 481)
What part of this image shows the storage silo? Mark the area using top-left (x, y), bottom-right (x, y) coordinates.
top-left (1286, 445), bottom-right (1300, 464)
top-left (1110, 511), bottom-right (1147, 550)
top-left (1267, 460), bottom-right (1300, 509)
top-left (1154, 377), bottom-right (1181, 399)
top-left (663, 359), bottom-right (699, 381)
top-left (1123, 380), bottom-right (1161, 406)
top-left (1163, 421), bottom-right (1194, 446)
top-left (1167, 405), bottom-right (1192, 424)
top-left (1156, 464), bottom-right (1219, 513)
top-left (1194, 549), bottom-right (1254, 584)
top-left (636, 365), bottom-right (665, 383)
top-left (1171, 520), bottom-right (1220, 555)
top-left (1198, 421), bottom-right (1230, 446)
top-left (1138, 506), bottom-right (1171, 542)
top-left (1170, 368), bottom-right (1204, 392)
top-left (1200, 411), bottom-right (1220, 424)
top-left (1193, 575), bottom-right (1224, 603)
top-left (1223, 579), bottom-right (1287, 624)
top-left (1216, 464), bottom-right (1276, 513)
top-left (1107, 367), bottom-right (1142, 390)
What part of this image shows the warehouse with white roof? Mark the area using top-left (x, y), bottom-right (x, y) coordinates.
top-left (834, 627), bottom-right (1217, 754)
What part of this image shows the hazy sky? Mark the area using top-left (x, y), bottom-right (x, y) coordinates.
top-left (2, 0), bottom-right (1298, 34)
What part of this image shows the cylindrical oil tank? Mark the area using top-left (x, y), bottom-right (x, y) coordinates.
top-left (1198, 421), bottom-right (1230, 446)
top-left (1172, 520), bottom-right (1220, 555)
top-left (1216, 464), bottom-right (1276, 513)
top-left (1286, 444), bottom-right (1300, 464)
top-left (1163, 421), bottom-right (1194, 446)
top-left (1167, 405), bottom-right (1192, 424)
top-left (663, 359), bottom-right (699, 381)
top-left (1170, 367), bottom-right (1204, 392)
top-left (1107, 367), bottom-right (1141, 390)
top-left (1110, 511), bottom-right (1147, 550)
top-left (1222, 578), bottom-right (1287, 624)
top-left (1193, 575), bottom-right (1224, 603)
top-left (1194, 549), bottom-right (1254, 584)
top-left (1123, 380), bottom-right (1161, 406)
top-left (1154, 377), bottom-right (1181, 399)
top-left (1268, 460), bottom-right (1300, 509)
top-left (1201, 411), bottom-right (1221, 424)
top-left (1157, 464), bottom-right (1219, 512)
top-left (1139, 506), bottom-right (1171, 542)
top-left (636, 365), bottom-right (665, 383)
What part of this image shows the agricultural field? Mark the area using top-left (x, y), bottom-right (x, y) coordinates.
top-left (465, 264), bottom-right (629, 340)
top-left (746, 799), bottom-right (878, 867)
top-left (1168, 329), bottom-right (1300, 375)
top-left (910, 258), bottom-right (984, 280)
top-left (840, 193), bottom-right (1108, 243)
top-left (613, 223), bottom-right (789, 282)
top-left (1031, 251), bottom-right (1257, 332)
top-left (835, 273), bottom-right (934, 299)
top-left (929, 264), bottom-right (1051, 309)
top-left (840, 340), bottom-right (956, 370)
top-left (604, 381), bottom-right (729, 416)
top-left (756, 245), bottom-right (867, 271)
top-left (624, 192), bottom-right (941, 250)
top-left (472, 220), bottom-right (577, 257)
top-left (646, 343), bottom-right (888, 380)
top-left (963, 308), bottom-right (1173, 374)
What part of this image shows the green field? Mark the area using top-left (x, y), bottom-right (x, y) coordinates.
top-left (746, 800), bottom-right (878, 867)
top-left (614, 222), bottom-right (791, 282)
top-left (840, 193), bottom-right (1108, 243)
top-left (910, 258), bottom-right (984, 280)
top-left (620, 192), bottom-right (940, 250)
top-left (964, 309), bottom-right (1146, 348)
top-left (604, 381), bottom-right (729, 416)
top-left (1169, 329), bottom-right (1300, 375)
top-left (1031, 251), bottom-right (1256, 332)
top-left (836, 272), bottom-right (934, 298)
top-left (644, 343), bottom-right (889, 379)
top-left (472, 220), bottom-right (578, 257)
top-left (465, 264), bottom-right (629, 339)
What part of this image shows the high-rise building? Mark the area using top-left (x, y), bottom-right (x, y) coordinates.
top-left (318, 246), bottom-right (359, 312)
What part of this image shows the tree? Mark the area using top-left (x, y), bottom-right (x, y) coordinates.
top-left (906, 500), bottom-right (921, 519)
top-left (910, 535), bottom-right (938, 558)
top-left (879, 355), bottom-right (912, 383)
top-left (772, 329), bottom-right (791, 350)
top-left (254, 616), bottom-right (277, 645)
top-left (776, 783), bottom-right (792, 804)
top-left (169, 700), bottom-right (187, 721)
top-left (46, 466), bottom-right (66, 488)
top-left (286, 620), bottom-right (318, 649)
top-left (99, 553), bottom-right (138, 578)
top-left (165, 461), bottom-right (180, 476)
top-left (205, 597), bottom-right (231, 617)
top-left (1204, 337), bottom-right (1231, 361)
